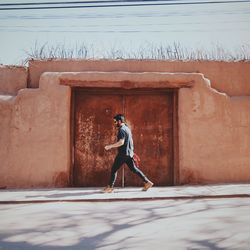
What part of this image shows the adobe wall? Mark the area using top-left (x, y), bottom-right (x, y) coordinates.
top-left (59, 72), bottom-right (250, 185)
top-left (179, 78), bottom-right (250, 184)
top-left (0, 65), bottom-right (27, 95)
top-left (28, 59), bottom-right (250, 96)
top-left (0, 74), bottom-right (71, 188)
top-left (0, 60), bottom-right (250, 187)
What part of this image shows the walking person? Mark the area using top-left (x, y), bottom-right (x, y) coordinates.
top-left (103, 114), bottom-right (153, 193)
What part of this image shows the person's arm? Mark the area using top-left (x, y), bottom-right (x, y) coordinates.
top-left (105, 139), bottom-right (125, 151)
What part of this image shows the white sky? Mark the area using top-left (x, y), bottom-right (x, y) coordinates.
top-left (0, 0), bottom-right (250, 64)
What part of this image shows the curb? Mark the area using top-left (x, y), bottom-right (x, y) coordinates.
top-left (1, 194), bottom-right (250, 204)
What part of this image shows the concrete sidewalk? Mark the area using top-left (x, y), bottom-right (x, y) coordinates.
top-left (0, 183), bottom-right (250, 204)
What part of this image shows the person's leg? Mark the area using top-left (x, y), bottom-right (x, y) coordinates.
top-left (109, 155), bottom-right (125, 188)
top-left (125, 156), bottom-right (153, 191)
top-left (125, 156), bottom-right (150, 183)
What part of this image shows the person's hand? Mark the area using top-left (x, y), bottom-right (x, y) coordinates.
top-left (105, 145), bottom-right (112, 151)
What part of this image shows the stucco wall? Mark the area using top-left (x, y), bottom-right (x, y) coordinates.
top-left (0, 65), bottom-right (27, 95)
top-left (28, 59), bottom-right (250, 96)
top-left (0, 60), bottom-right (250, 188)
top-left (179, 77), bottom-right (250, 184)
top-left (0, 74), bottom-right (71, 188)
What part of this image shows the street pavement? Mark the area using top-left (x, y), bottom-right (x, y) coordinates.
top-left (0, 184), bottom-right (250, 250)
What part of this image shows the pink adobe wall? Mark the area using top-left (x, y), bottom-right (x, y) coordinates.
top-left (0, 65), bottom-right (27, 95)
top-left (179, 77), bottom-right (250, 184)
top-left (0, 61), bottom-right (250, 188)
top-left (0, 74), bottom-right (71, 188)
top-left (59, 72), bottom-right (250, 185)
top-left (28, 59), bottom-right (250, 96)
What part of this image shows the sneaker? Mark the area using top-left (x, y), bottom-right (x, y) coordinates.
top-left (142, 181), bottom-right (154, 191)
top-left (103, 185), bottom-right (114, 193)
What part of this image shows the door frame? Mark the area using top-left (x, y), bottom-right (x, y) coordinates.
top-left (61, 71), bottom-right (192, 187)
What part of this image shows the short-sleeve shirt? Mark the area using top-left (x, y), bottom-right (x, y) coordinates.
top-left (117, 124), bottom-right (134, 157)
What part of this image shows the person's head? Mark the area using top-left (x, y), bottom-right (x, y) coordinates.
top-left (113, 114), bottom-right (125, 127)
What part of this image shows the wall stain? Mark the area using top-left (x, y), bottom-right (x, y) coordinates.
top-left (181, 168), bottom-right (201, 184)
top-left (54, 172), bottom-right (69, 187)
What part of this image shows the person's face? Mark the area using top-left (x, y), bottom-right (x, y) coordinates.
top-left (114, 119), bottom-right (121, 128)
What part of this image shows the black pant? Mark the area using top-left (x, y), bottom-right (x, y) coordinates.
top-left (109, 154), bottom-right (149, 187)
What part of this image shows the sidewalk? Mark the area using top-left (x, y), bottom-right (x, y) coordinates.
top-left (1, 183), bottom-right (250, 204)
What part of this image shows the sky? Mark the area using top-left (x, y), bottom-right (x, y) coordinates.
top-left (0, 0), bottom-right (250, 65)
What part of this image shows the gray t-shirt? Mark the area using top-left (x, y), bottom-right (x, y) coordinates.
top-left (117, 124), bottom-right (134, 157)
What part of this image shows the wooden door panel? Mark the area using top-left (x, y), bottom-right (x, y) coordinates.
top-left (74, 93), bottom-right (123, 187)
top-left (124, 94), bottom-right (173, 186)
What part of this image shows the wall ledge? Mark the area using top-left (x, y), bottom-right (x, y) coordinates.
top-left (54, 71), bottom-right (204, 89)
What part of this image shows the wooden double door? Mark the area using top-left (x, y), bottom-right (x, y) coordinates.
top-left (73, 90), bottom-right (174, 187)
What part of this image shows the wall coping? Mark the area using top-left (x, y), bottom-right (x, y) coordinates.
top-left (51, 71), bottom-right (206, 89)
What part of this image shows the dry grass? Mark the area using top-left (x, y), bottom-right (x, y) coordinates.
top-left (23, 41), bottom-right (250, 63)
